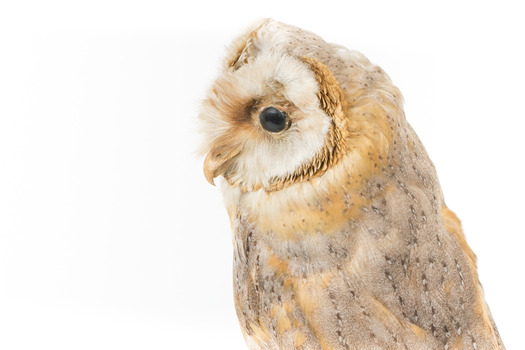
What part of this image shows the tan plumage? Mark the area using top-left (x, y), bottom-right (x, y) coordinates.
top-left (199, 19), bottom-right (504, 350)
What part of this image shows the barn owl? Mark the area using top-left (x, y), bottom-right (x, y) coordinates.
top-left (199, 19), bottom-right (504, 350)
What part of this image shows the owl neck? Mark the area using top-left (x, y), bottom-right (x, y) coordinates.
top-left (221, 144), bottom-right (387, 240)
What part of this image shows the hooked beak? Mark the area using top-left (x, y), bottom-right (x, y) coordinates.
top-left (203, 143), bottom-right (242, 186)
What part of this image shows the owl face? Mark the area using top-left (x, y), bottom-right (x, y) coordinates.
top-left (200, 50), bottom-right (333, 191)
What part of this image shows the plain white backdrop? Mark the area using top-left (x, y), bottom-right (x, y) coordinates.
top-left (0, 1), bottom-right (523, 349)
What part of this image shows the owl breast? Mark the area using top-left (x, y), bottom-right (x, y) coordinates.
top-left (234, 174), bottom-right (500, 349)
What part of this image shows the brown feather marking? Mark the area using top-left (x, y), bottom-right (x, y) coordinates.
top-left (442, 206), bottom-right (500, 346)
top-left (441, 206), bottom-right (477, 268)
top-left (292, 274), bottom-right (335, 350)
top-left (295, 331), bottom-right (307, 348)
top-left (266, 252), bottom-right (289, 276)
top-left (370, 295), bottom-right (404, 327)
top-left (248, 320), bottom-right (271, 346)
top-left (370, 296), bottom-right (430, 341)
top-left (270, 304), bottom-right (293, 335)
top-left (409, 323), bottom-right (428, 340)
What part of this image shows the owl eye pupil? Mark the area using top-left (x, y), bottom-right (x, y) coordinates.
top-left (259, 107), bottom-right (287, 132)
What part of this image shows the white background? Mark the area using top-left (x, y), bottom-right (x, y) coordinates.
top-left (0, 1), bottom-right (523, 349)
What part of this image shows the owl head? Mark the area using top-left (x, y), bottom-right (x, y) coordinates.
top-left (199, 19), bottom-right (394, 193)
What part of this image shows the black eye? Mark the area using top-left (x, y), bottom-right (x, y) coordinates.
top-left (259, 107), bottom-right (288, 133)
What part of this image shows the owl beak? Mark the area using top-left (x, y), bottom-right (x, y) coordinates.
top-left (203, 143), bottom-right (242, 186)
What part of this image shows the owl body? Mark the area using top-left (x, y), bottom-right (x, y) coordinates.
top-left (199, 20), bottom-right (503, 349)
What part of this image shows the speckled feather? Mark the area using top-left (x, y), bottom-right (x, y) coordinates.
top-left (199, 19), bottom-right (504, 350)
